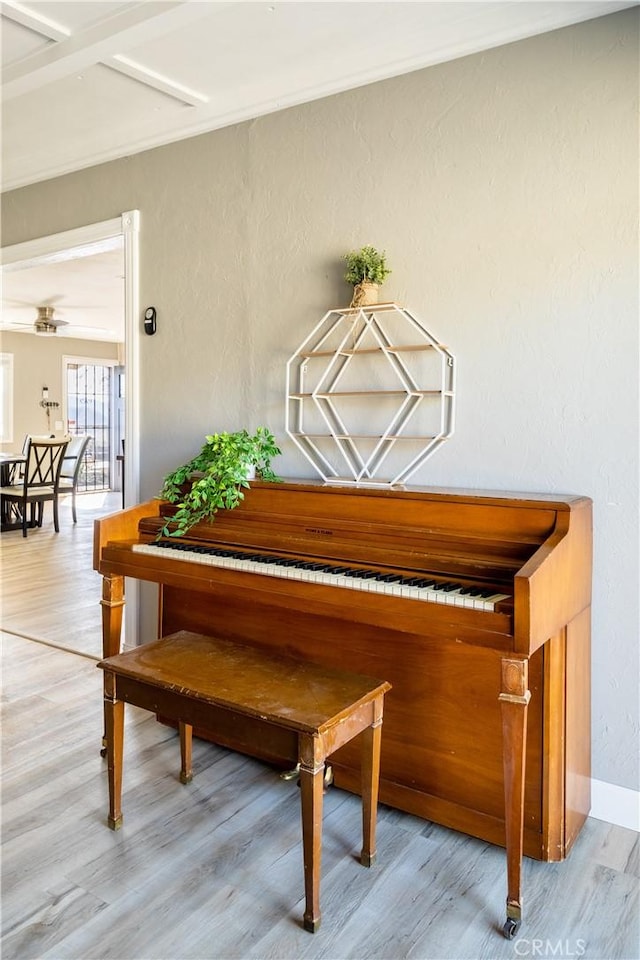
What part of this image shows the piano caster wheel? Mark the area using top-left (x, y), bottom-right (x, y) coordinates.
top-left (281, 763), bottom-right (333, 793)
top-left (280, 762), bottom-right (300, 781)
top-left (100, 747), bottom-right (107, 758)
top-left (503, 918), bottom-right (520, 940)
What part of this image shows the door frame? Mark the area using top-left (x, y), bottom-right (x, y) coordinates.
top-left (2, 211), bottom-right (140, 647)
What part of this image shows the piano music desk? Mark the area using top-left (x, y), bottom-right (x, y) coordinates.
top-left (98, 630), bottom-right (391, 933)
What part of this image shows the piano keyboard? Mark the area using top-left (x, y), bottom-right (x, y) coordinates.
top-left (132, 541), bottom-right (509, 611)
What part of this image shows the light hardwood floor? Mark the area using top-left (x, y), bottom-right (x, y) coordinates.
top-left (1, 490), bottom-right (121, 658)
top-left (1, 496), bottom-right (638, 959)
top-left (1, 630), bottom-right (638, 960)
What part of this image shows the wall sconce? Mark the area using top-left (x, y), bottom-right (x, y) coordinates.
top-left (39, 386), bottom-right (59, 409)
top-left (40, 386), bottom-right (60, 429)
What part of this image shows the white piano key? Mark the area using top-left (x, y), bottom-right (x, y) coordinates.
top-left (131, 543), bottom-right (509, 612)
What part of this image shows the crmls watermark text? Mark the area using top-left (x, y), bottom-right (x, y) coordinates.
top-left (514, 940), bottom-right (587, 957)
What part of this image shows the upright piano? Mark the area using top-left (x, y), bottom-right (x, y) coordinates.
top-left (94, 480), bottom-right (592, 936)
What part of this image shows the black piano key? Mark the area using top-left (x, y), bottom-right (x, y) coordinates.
top-left (150, 542), bottom-right (502, 604)
top-left (142, 542), bottom-right (510, 613)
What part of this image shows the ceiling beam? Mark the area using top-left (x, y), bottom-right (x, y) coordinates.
top-left (1, 0), bottom-right (70, 42)
top-left (1, 1), bottom-right (219, 101)
top-left (106, 54), bottom-right (208, 107)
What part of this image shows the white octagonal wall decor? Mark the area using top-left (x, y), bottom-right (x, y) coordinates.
top-left (285, 303), bottom-right (455, 486)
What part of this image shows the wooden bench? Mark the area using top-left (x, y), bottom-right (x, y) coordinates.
top-left (98, 630), bottom-right (391, 932)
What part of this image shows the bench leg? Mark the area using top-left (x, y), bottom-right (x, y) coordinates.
top-left (179, 721), bottom-right (193, 784)
top-left (299, 736), bottom-right (324, 933)
top-left (360, 698), bottom-right (384, 867)
top-left (103, 670), bottom-right (124, 830)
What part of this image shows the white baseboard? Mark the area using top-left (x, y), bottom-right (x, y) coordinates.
top-left (590, 778), bottom-right (640, 832)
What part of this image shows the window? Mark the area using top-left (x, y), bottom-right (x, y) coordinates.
top-left (0, 354), bottom-right (13, 443)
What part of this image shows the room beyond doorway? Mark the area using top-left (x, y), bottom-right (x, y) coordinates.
top-left (1, 211), bottom-right (141, 646)
top-left (0, 490), bottom-right (122, 659)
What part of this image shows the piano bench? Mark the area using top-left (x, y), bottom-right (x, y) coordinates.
top-left (98, 630), bottom-right (391, 933)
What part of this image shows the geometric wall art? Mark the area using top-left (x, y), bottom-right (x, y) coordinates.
top-left (286, 302), bottom-right (455, 486)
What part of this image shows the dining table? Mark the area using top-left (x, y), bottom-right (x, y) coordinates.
top-left (0, 451), bottom-right (27, 531)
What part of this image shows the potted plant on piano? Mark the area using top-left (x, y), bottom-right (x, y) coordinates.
top-left (159, 427), bottom-right (281, 537)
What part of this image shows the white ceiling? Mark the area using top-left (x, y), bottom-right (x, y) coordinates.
top-left (1, 0), bottom-right (634, 340)
top-left (2, 0), bottom-right (634, 192)
top-left (2, 239), bottom-right (125, 342)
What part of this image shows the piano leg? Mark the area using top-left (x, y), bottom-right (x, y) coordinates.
top-left (499, 657), bottom-right (531, 940)
top-left (100, 574), bottom-right (125, 658)
top-left (100, 574), bottom-right (125, 756)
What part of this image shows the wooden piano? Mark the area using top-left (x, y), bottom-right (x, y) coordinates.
top-left (94, 480), bottom-right (592, 938)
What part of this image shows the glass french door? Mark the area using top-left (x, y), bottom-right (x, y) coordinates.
top-left (65, 360), bottom-right (123, 493)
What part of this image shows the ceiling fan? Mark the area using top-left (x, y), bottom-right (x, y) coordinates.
top-left (1, 299), bottom-right (112, 338)
top-left (1, 299), bottom-right (71, 336)
top-left (33, 305), bottom-right (69, 336)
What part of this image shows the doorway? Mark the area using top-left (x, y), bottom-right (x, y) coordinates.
top-left (1, 212), bottom-right (140, 655)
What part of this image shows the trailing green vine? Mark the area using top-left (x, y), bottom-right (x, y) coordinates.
top-left (159, 427), bottom-right (281, 537)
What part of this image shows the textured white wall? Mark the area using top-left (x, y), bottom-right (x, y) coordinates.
top-left (2, 10), bottom-right (638, 793)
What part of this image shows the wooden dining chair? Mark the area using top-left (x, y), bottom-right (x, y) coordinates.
top-left (0, 437), bottom-right (70, 537)
top-left (58, 435), bottom-right (91, 523)
top-left (9, 433), bottom-right (54, 484)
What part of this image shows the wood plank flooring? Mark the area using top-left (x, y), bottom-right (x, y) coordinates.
top-left (0, 491), bottom-right (121, 658)
top-left (2, 630), bottom-right (638, 960)
top-left (1, 493), bottom-right (638, 958)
